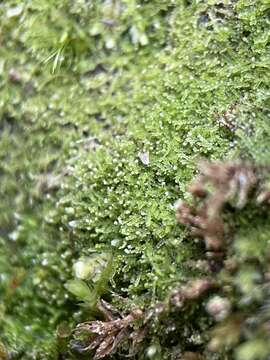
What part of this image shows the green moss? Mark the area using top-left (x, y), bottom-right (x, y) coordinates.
top-left (1, 0), bottom-right (270, 359)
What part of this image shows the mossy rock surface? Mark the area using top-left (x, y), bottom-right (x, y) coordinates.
top-left (1, 1), bottom-right (270, 359)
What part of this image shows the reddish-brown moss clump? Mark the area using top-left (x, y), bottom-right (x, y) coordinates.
top-left (176, 160), bottom-right (270, 359)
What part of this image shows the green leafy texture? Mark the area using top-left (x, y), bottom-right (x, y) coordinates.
top-left (236, 340), bottom-right (270, 360)
top-left (1, 0), bottom-right (270, 358)
top-left (66, 280), bottom-right (93, 303)
top-left (66, 253), bottom-right (114, 308)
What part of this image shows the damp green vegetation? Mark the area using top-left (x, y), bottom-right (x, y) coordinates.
top-left (1, 0), bottom-right (270, 359)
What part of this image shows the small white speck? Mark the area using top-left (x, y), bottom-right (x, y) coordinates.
top-left (41, 258), bottom-right (48, 266)
top-left (138, 151), bottom-right (150, 165)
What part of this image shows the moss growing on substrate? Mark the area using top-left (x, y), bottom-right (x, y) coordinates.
top-left (1, 0), bottom-right (270, 359)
